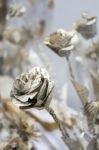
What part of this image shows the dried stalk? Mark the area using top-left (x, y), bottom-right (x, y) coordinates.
top-left (65, 56), bottom-right (75, 80)
top-left (45, 106), bottom-right (69, 140)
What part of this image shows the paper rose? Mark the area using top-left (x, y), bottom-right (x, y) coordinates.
top-left (10, 67), bottom-right (54, 109)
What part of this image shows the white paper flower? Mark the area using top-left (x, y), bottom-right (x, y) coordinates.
top-left (74, 12), bottom-right (97, 39)
top-left (45, 29), bottom-right (78, 57)
top-left (10, 67), bottom-right (54, 109)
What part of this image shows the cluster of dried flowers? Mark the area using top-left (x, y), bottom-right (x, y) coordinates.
top-left (44, 11), bottom-right (99, 150)
top-left (0, 0), bottom-right (99, 150)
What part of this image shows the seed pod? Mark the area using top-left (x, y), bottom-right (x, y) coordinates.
top-left (74, 12), bottom-right (97, 39)
top-left (45, 29), bottom-right (78, 57)
top-left (10, 67), bottom-right (54, 109)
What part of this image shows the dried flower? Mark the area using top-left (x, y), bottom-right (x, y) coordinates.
top-left (10, 67), bottom-right (70, 146)
top-left (45, 29), bottom-right (80, 79)
top-left (45, 29), bottom-right (78, 57)
top-left (7, 3), bottom-right (26, 19)
top-left (3, 27), bottom-right (30, 46)
top-left (74, 12), bottom-right (97, 39)
top-left (10, 67), bottom-right (54, 109)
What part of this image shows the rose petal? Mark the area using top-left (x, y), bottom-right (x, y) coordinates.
top-left (15, 92), bottom-right (38, 103)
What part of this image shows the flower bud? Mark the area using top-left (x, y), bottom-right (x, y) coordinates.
top-left (74, 12), bottom-right (97, 39)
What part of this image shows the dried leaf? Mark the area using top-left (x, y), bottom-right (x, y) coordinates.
top-left (71, 80), bottom-right (89, 106)
top-left (74, 12), bottom-right (97, 39)
top-left (87, 138), bottom-right (98, 150)
top-left (84, 101), bottom-right (99, 123)
top-left (3, 135), bottom-right (34, 150)
top-left (84, 101), bottom-right (99, 134)
top-left (91, 74), bottom-right (99, 100)
top-left (26, 111), bottom-right (58, 131)
top-left (63, 136), bottom-right (84, 150)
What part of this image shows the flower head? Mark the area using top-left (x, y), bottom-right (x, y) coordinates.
top-left (74, 12), bottom-right (97, 39)
top-left (45, 29), bottom-right (78, 57)
top-left (10, 67), bottom-right (54, 109)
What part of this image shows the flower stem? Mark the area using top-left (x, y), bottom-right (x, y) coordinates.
top-left (91, 38), bottom-right (98, 72)
top-left (65, 56), bottom-right (75, 80)
top-left (45, 106), bottom-right (69, 139)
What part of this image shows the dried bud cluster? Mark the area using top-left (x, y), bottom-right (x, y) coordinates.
top-left (7, 3), bottom-right (26, 18)
top-left (45, 29), bottom-right (78, 57)
top-left (84, 101), bottom-right (99, 124)
top-left (10, 67), bottom-right (54, 109)
top-left (74, 12), bottom-right (97, 39)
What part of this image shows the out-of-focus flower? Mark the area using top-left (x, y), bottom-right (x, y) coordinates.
top-left (45, 29), bottom-right (79, 57)
top-left (10, 67), bottom-right (54, 109)
top-left (7, 3), bottom-right (26, 19)
top-left (74, 12), bottom-right (97, 39)
top-left (3, 27), bottom-right (32, 46)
